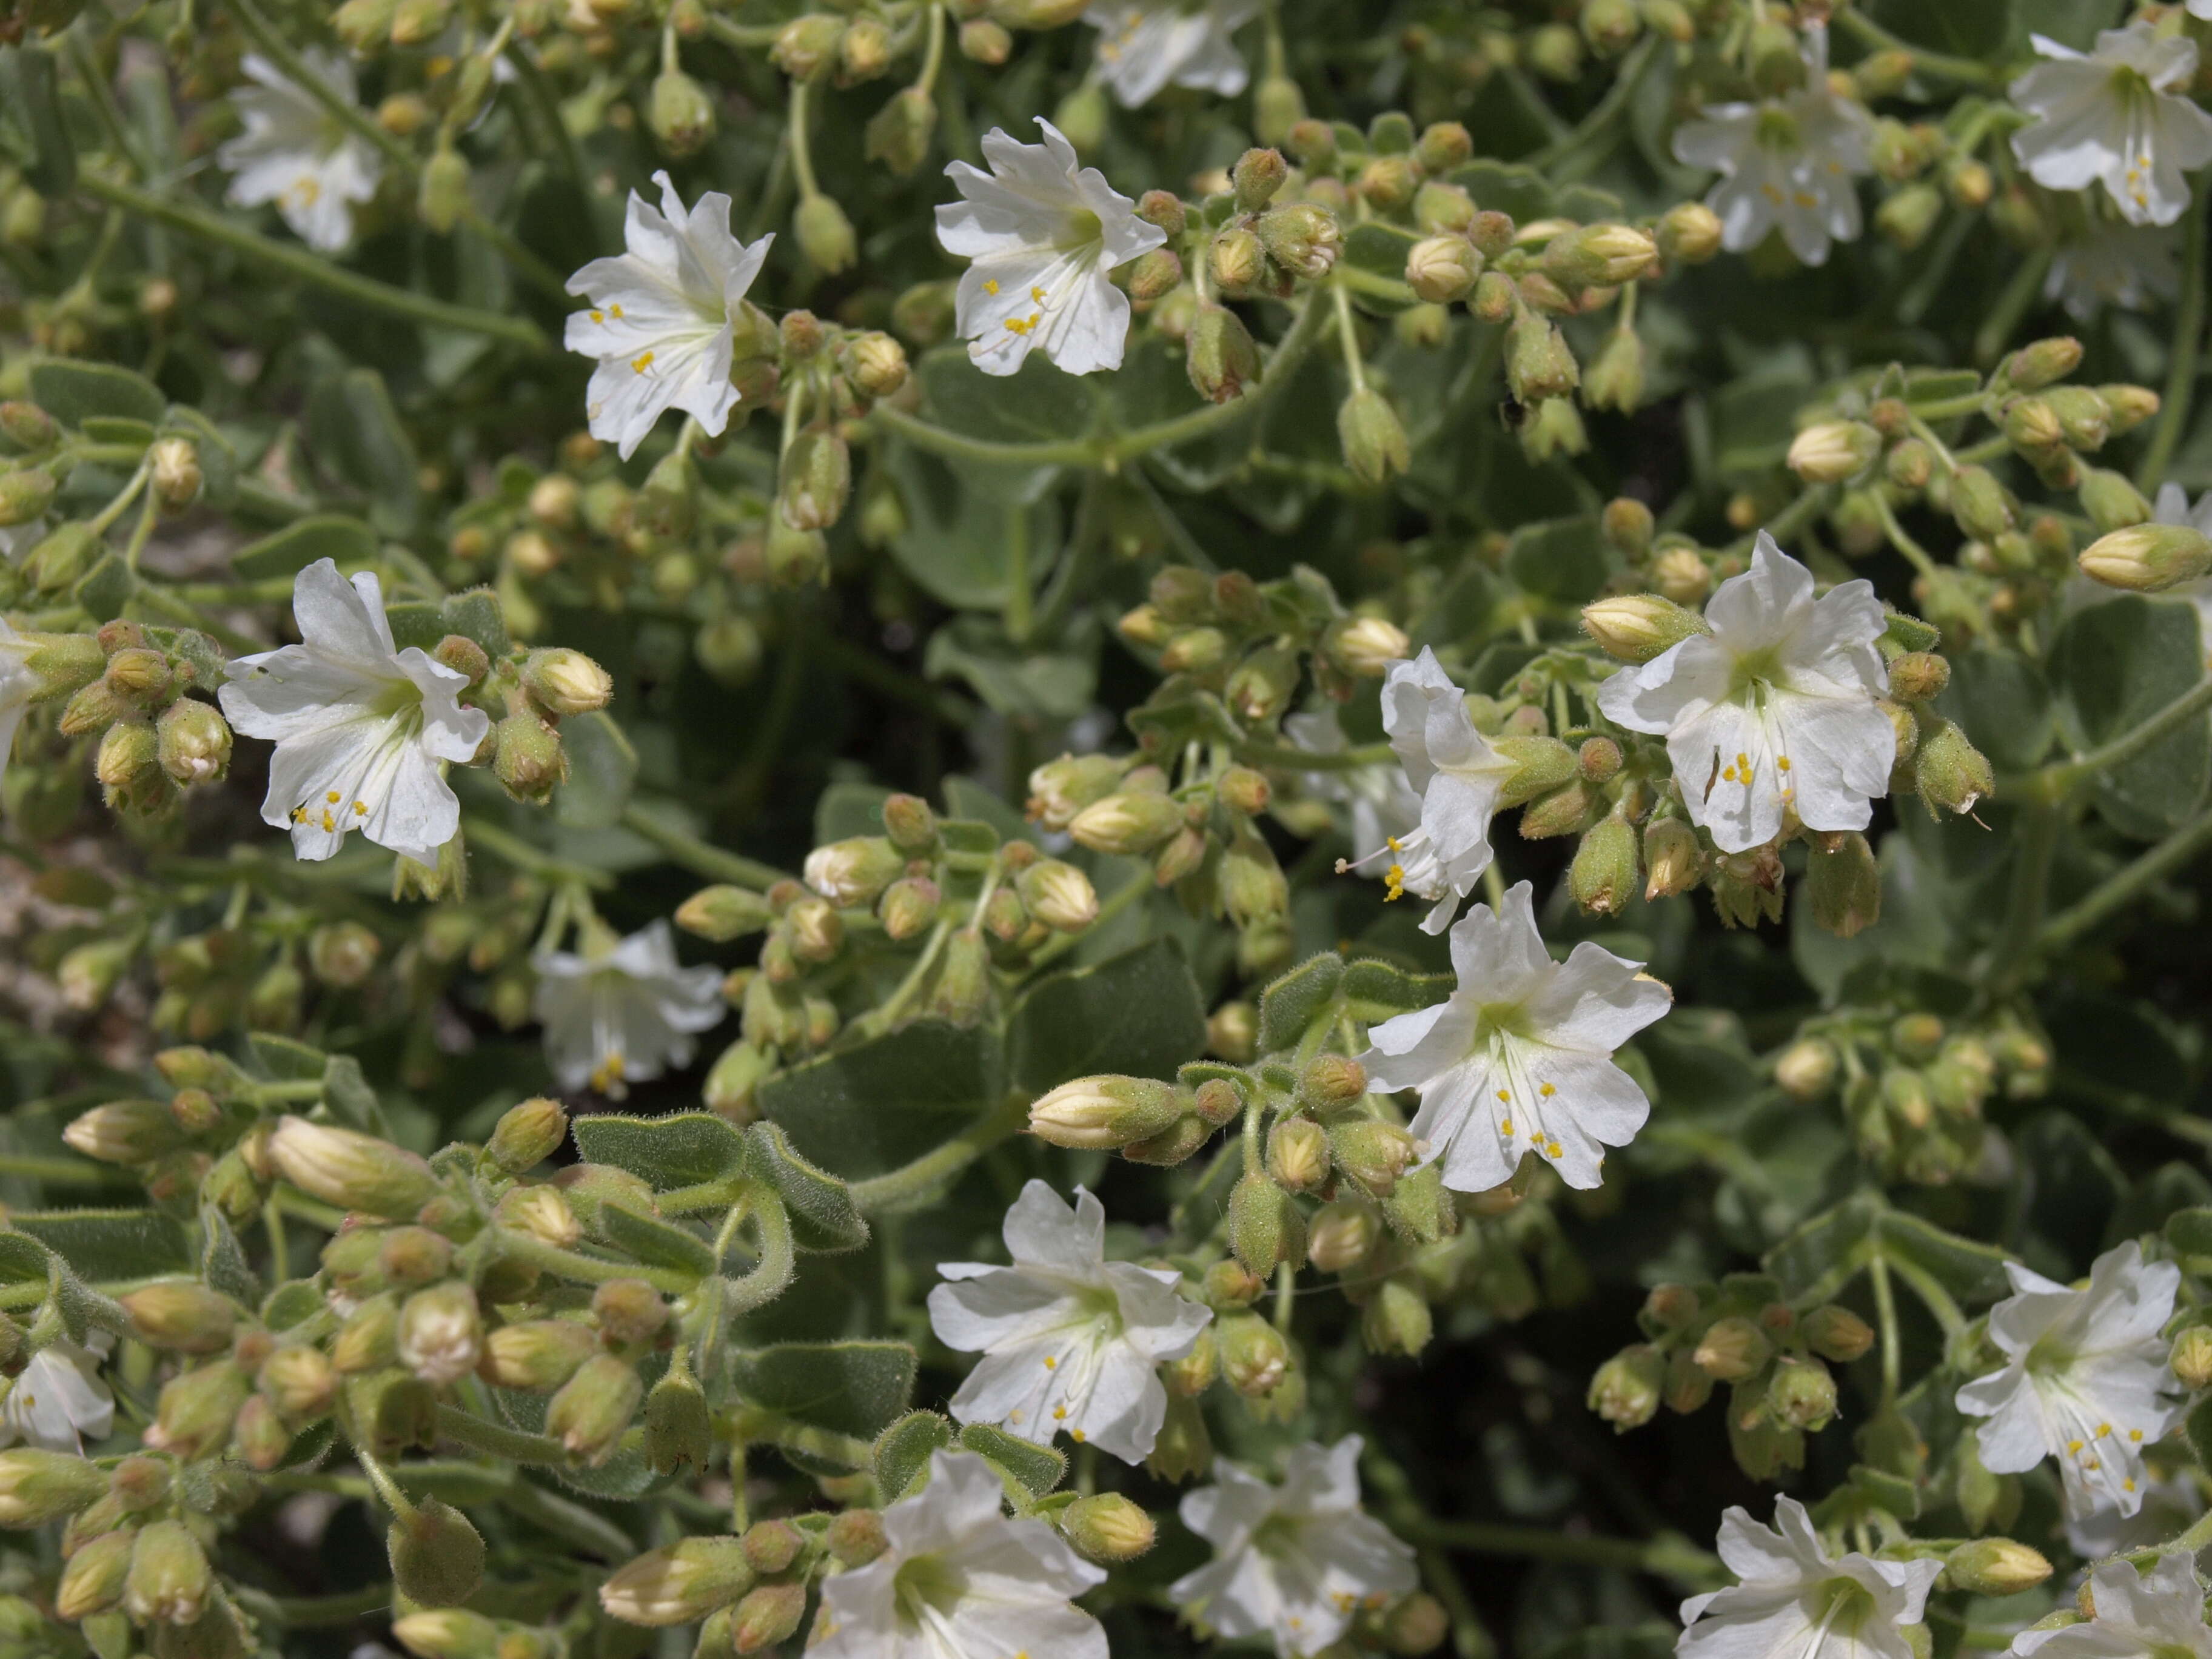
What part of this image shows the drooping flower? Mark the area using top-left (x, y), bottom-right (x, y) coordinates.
top-left (2013, 1552), bottom-right (2212, 1659)
top-left (218, 51), bottom-right (384, 254)
top-left (1333, 648), bottom-right (1514, 934)
top-left (1955, 1240), bottom-right (2184, 1521)
top-left (809, 1448), bottom-right (1107, 1659)
top-left (0, 1339), bottom-right (114, 1455)
top-left (2009, 25), bottom-right (2212, 229)
top-left (564, 172), bottom-right (776, 460)
top-left (1361, 881), bottom-right (1670, 1194)
top-left (934, 119), bottom-right (1167, 378)
top-left (1086, 0), bottom-right (1259, 109)
top-left (218, 558), bottom-right (491, 865)
top-left (1284, 706), bottom-right (1421, 867)
top-left (1597, 532), bottom-right (1894, 855)
top-left (1678, 1497), bottom-right (1940, 1659)
top-left (530, 919), bottom-right (725, 1097)
top-left (928, 1181), bottom-right (1210, 1464)
top-left (2046, 225), bottom-right (2180, 321)
top-left (1170, 1436), bottom-right (1417, 1659)
top-left (1670, 24), bottom-right (1875, 265)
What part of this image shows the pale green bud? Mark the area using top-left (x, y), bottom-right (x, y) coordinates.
top-left (803, 836), bottom-right (902, 907)
top-left (479, 1320), bottom-right (598, 1393)
top-left (0, 1448), bottom-right (106, 1527)
top-left (1187, 304), bottom-right (1260, 403)
top-left (56, 1526), bottom-right (135, 1618)
top-left (521, 647), bottom-right (612, 716)
top-left (2080, 521), bottom-right (2212, 591)
top-left (1029, 1075), bottom-right (1184, 1150)
top-left (1062, 1492), bottom-right (1155, 1563)
top-left (1068, 791), bottom-right (1184, 854)
top-left (597, 1537), bottom-right (754, 1626)
top-left (267, 1116), bottom-right (440, 1219)
top-left (1694, 1316), bottom-right (1771, 1381)
top-left (795, 195), bottom-right (857, 273)
top-left (1255, 203), bottom-right (1341, 280)
top-left (1338, 388), bottom-right (1411, 486)
top-left (649, 69), bottom-right (715, 158)
top-left (547, 1353), bottom-right (643, 1465)
top-left (488, 1097), bottom-right (568, 1172)
top-left (1406, 235), bottom-right (1478, 304)
top-left (1542, 223), bottom-right (1658, 288)
top-left (388, 1498), bottom-right (486, 1607)
top-left (1228, 1173), bottom-right (1306, 1275)
top-left (125, 1518), bottom-right (210, 1624)
top-left (1218, 1310), bottom-right (1292, 1396)
top-left (1914, 720), bottom-right (1994, 817)
top-left (1787, 421), bottom-right (1882, 484)
top-left (62, 1098), bottom-right (181, 1164)
top-left (119, 1282), bottom-right (236, 1352)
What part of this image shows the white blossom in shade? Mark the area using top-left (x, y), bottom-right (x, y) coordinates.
top-left (2009, 25), bottom-right (2212, 229)
top-left (530, 919), bottom-right (725, 1097)
top-left (934, 119), bottom-right (1167, 378)
top-left (1670, 24), bottom-right (1874, 266)
top-left (0, 1338), bottom-right (114, 1454)
top-left (2066, 1472), bottom-right (2209, 1567)
top-left (1361, 881), bottom-right (1670, 1194)
top-left (218, 558), bottom-right (491, 865)
top-left (1170, 1436), bottom-right (1416, 1659)
top-left (2150, 483), bottom-right (2212, 663)
top-left (1597, 532), bottom-right (1893, 855)
top-left (0, 617), bottom-right (38, 789)
top-left (218, 52), bottom-right (383, 254)
top-left (1285, 706), bottom-right (1422, 866)
top-left (809, 1448), bottom-right (1107, 1659)
top-left (1955, 1241), bottom-right (2184, 1521)
top-left (1333, 648), bottom-right (1514, 934)
top-left (2046, 225), bottom-right (2180, 321)
top-left (2013, 1553), bottom-right (2212, 1659)
top-left (928, 1181), bottom-right (1210, 1464)
top-left (1086, 0), bottom-right (1259, 109)
top-left (1678, 1497), bottom-right (1941, 1659)
top-left (563, 172), bottom-right (775, 460)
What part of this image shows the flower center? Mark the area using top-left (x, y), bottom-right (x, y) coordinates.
top-left (1755, 107), bottom-right (1802, 155)
top-left (891, 1552), bottom-right (967, 1627)
top-left (1054, 209), bottom-right (1104, 253)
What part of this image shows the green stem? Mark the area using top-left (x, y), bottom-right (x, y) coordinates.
top-left (618, 803), bottom-right (788, 888)
top-left (1869, 1251), bottom-right (1900, 1409)
top-left (1992, 802), bottom-right (2060, 984)
top-left (495, 1231), bottom-right (697, 1295)
top-left (851, 1094), bottom-right (1029, 1212)
top-left (2037, 807), bottom-right (2212, 955)
top-left (789, 76), bottom-right (821, 203)
top-left (1529, 34), bottom-right (1659, 176)
top-left (433, 1403), bottom-right (572, 1466)
top-left (494, 1472), bottom-right (638, 1559)
top-left (1404, 1520), bottom-right (1723, 1589)
top-left (267, 1584), bottom-right (396, 1627)
top-left (916, 1), bottom-right (948, 94)
top-left (1728, 483), bottom-right (1832, 556)
top-left (74, 172), bottom-right (549, 350)
top-left (463, 817), bottom-right (615, 890)
top-left (723, 1189), bottom-right (796, 1315)
top-left (1332, 281), bottom-right (1367, 394)
top-left (1869, 491), bottom-right (1942, 584)
top-left (2014, 674), bottom-right (2212, 800)
top-left (1832, 8), bottom-right (1998, 84)
top-left (0, 1154), bottom-right (127, 1185)
top-left (2141, 185), bottom-right (2210, 490)
top-left (856, 916), bottom-right (955, 1037)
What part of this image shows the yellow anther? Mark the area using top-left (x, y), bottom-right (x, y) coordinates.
top-left (1545, 1139), bottom-right (1563, 1158)
top-left (321, 811), bottom-right (335, 831)
top-left (609, 304), bottom-right (623, 318)
top-left (984, 279), bottom-right (1000, 294)
top-left (1031, 285), bottom-right (1047, 303)
top-left (327, 790), bottom-right (341, 803)
top-left (631, 350), bottom-right (655, 373)
top-left (590, 310), bottom-right (604, 323)
top-left (354, 801), bottom-right (367, 816)
top-left (2067, 1439), bottom-right (2084, 1454)
top-left (2130, 1429), bottom-right (2145, 1442)
top-left (1792, 191), bottom-right (1817, 209)
top-left (1540, 1082), bottom-right (1556, 1098)
top-left (2126, 1478), bottom-right (2138, 1492)
top-left (1387, 835), bottom-right (1402, 852)
top-left (1501, 1118), bottom-right (1513, 1136)
top-left (1496, 1089), bottom-right (1510, 1102)
top-left (1777, 756), bottom-right (1792, 773)
top-left (1070, 1429), bottom-right (1085, 1443)
top-left (1052, 1406), bottom-right (1067, 1419)
top-left (2096, 1423), bottom-right (2111, 1438)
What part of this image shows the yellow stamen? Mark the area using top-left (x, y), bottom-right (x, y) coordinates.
top-left (1540, 1082), bottom-right (1556, 1098)
top-left (590, 309), bottom-right (603, 323)
top-left (984, 279), bottom-right (999, 294)
top-left (326, 790), bottom-right (341, 802)
top-left (631, 350), bottom-right (655, 373)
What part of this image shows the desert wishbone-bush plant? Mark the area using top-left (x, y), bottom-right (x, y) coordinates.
top-left (9, 0), bottom-right (2212, 1657)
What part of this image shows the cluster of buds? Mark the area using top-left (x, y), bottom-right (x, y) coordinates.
top-left (682, 789), bottom-right (1102, 1120)
top-left (1774, 1008), bottom-right (2049, 1185)
top-left (52, 618), bottom-right (233, 822)
top-left (1785, 345), bottom-right (2159, 648)
top-left (598, 1509), bottom-right (876, 1647)
top-left (756, 307), bottom-right (913, 586)
top-left (1590, 1278), bottom-right (1873, 1478)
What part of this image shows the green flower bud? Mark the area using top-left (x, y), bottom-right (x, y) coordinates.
top-left (1657, 200), bottom-right (1723, 264)
top-left (1216, 1309), bottom-right (1292, 1396)
top-left (153, 699), bottom-right (230, 786)
top-left (865, 85), bottom-right (937, 175)
top-left (1147, 1390), bottom-right (1213, 1481)
top-left (779, 429), bottom-right (852, 532)
top-left (493, 712), bottom-right (566, 805)
top-left (1583, 327), bottom-right (1646, 414)
top-left (803, 836), bottom-right (902, 907)
top-left (0, 1448), bottom-right (106, 1527)
top-left (1383, 1592), bottom-right (1452, 1656)
top-left (479, 1320), bottom-right (599, 1393)
top-left (593, 1278), bottom-right (671, 1352)
top-left (1061, 1492), bottom-right (1154, 1563)
top-left (417, 146), bottom-right (471, 234)
top-left (1029, 1075), bottom-right (1184, 1150)
top-left (1016, 860), bottom-right (1099, 932)
top-left (1589, 1344), bottom-right (1663, 1430)
top-left (1806, 830), bottom-right (1882, 939)
top-left (1913, 720), bottom-right (1993, 817)
top-left (2079, 521), bottom-right (2212, 591)
top-left (148, 1358), bottom-right (250, 1462)
top-left (729, 1581), bottom-right (808, 1652)
top-left (649, 69), bottom-right (715, 158)
top-left (2006, 335), bottom-right (2083, 392)
top-left (764, 516), bottom-right (828, 586)
top-left (1186, 304), bottom-right (1261, 403)
top-left (1949, 465), bottom-right (2014, 541)
top-left (333, 1295), bottom-right (400, 1375)
top-left (1328, 1119), bottom-right (1418, 1198)
top-left (2079, 467), bottom-right (2152, 534)
top-left (119, 1281), bottom-right (237, 1352)
top-left (925, 927), bottom-right (993, 1025)
top-left (1362, 1275), bottom-right (1433, 1356)
top-left (547, 1353), bottom-right (643, 1465)
top-left (1875, 183), bottom-right (1943, 250)
top-left (1765, 1355), bottom-right (1837, 1430)
top-left (0, 467), bottom-right (55, 527)
top-left (1414, 180), bottom-right (1475, 236)
top-left (1542, 223), bottom-right (1658, 289)
top-left (1338, 388), bottom-right (1411, 486)
top-left (1068, 791), bottom-right (1184, 854)
top-left (644, 1365), bottom-right (713, 1476)
top-left (62, 1098), bottom-right (181, 1164)
top-left (771, 13), bottom-right (842, 76)
top-left (486, 1096), bottom-right (568, 1173)
top-left (1266, 1117), bottom-right (1331, 1193)
top-left (0, 401), bottom-right (56, 452)
top-left (825, 1506), bottom-right (886, 1566)
top-left (398, 1282), bottom-right (481, 1387)
top-left (1569, 815), bottom-right (1640, 916)
top-left (1801, 1304), bottom-right (1875, 1362)
top-left (1506, 311), bottom-right (1579, 403)
top-left (389, 1498), bottom-right (486, 1607)
top-left (795, 194), bottom-right (857, 273)
top-left (2046, 386), bottom-right (2112, 452)
top-left (1943, 1537), bottom-right (2051, 1597)
top-left (391, 1610), bottom-right (503, 1659)
top-left (1307, 1199), bottom-right (1379, 1272)
top-left (1232, 146), bottom-right (1288, 213)
top-left (1228, 1172), bottom-right (1307, 1276)
top-left (126, 1518), bottom-right (210, 1624)
top-left (268, 1116), bottom-right (440, 1219)
top-left (1694, 1315), bottom-right (1772, 1381)
top-left (675, 885), bottom-right (774, 942)
top-left (2173, 1325), bottom-right (2212, 1390)
top-left (521, 647), bottom-right (613, 717)
top-left (259, 1345), bottom-right (337, 1422)
top-left (1786, 421), bottom-right (1882, 485)
top-left (1254, 203), bottom-right (1341, 280)
top-left (57, 1525), bottom-right (135, 1619)
top-left (598, 1537), bottom-right (754, 1627)
top-left (1405, 235), bottom-right (1479, 304)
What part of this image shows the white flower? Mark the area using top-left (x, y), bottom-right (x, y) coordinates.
top-left (1671, 24), bottom-right (1874, 266)
top-left (218, 51), bottom-right (383, 254)
top-left (1334, 648), bottom-right (1514, 934)
top-left (1678, 1496), bottom-right (1941, 1659)
top-left (928, 1181), bottom-right (1210, 1464)
top-left (0, 617), bottom-right (38, 791)
top-left (218, 558), bottom-right (490, 865)
top-left (1597, 532), bottom-right (1894, 855)
top-left (810, 1448), bottom-right (1107, 1659)
top-left (2013, 1553), bottom-right (2212, 1659)
top-left (2009, 25), bottom-right (2212, 229)
top-left (2066, 1471), bottom-right (2207, 1566)
top-left (934, 119), bottom-right (1167, 378)
top-left (1285, 706), bottom-right (1421, 866)
top-left (1087, 0), bottom-right (1259, 108)
top-left (564, 172), bottom-right (775, 461)
top-left (0, 1339), bottom-right (114, 1454)
top-left (2046, 225), bottom-right (2180, 321)
top-left (1954, 1240), bottom-right (2184, 1521)
top-left (1170, 1436), bottom-right (1416, 1659)
top-left (530, 919), bottom-right (725, 1096)
top-left (2151, 483), bottom-right (2212, 663)
top-left (1361, 881), bottom-right (1669, 1193)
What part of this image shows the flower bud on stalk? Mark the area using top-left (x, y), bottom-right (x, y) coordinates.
top-left (1806, 831), bottom-right (1882, 939)
top-left (598, 1537), bottom-right (756, 1626)
top-left (521, 648), bottom-right (612, 716)
top-left (268, 1116), bottom-right (441, 1219)
top-left (1587, 1344), bottom-right (1663, 1430)
top-left (1326, 615), bottom-right (1412, 677)
top-left (2079, 523), bottom-right (2212, 591)
top-left (1406, 235), bottom-right (1478, 304)
top-left (1068, 791), bottom-right (1184, 854)
top-left (1187, 305), bottom-right (1261, 403)
top-left (649, 69), bottom-right (715, 157)
top-left (119, 1281), bottom-right (237, 1352)
top-left (1256, 203), bottom-right (1342, 279)
top-left (1570, 815), bottom-right (1641, 916)
top-left (389, 1498), bottom-right (487, 1607)
top-left (1801, 1304), bottom-right (1875, 1362)
top-left (488, 1096), bottom-right (568, 1172)
top-left (397, 1282), bottom-right (481, 1386)
top-left (1338, 388), bottom-right (1411, 485)
top-left (1693, 1315), bottom-right (1772, 1381)
top-left (1228, 1171), bottom-right (1307, 1273)
top-left (1914, 720), bottom-right (1994, 817)
top-left (58, 1526), bottom-right (135, 1618)
top-left (125, 1518), bottom-right (211, 1624)
top-left (1765, 1355), bottom-right (1837, 1430)
top-left (779, 429), bottom-right (851, 531)
top-left (0, 1448), bottom-right (107, 1527)
top-left (1787, 421), bottom-right (1882, 484)
top-left (1943, 1538), bottom-right (2052, 1597)
top-left (1017, 860), bottom-right (1099, 930)
top-left (548, 1353), bottom-right (643, 1464)
top-left (391, 1610), bottom-right (504, 1659)
top-left (479, 1320), bottom-right (600, 1392)
top-left (1029, 1076), bottom-right (1184, 1149)
top-left (64, 1098), bottom-right (182, 1164)
top-left (677, 885), bottom-right (774, 940)
top-left (1543, 223), bottom-right (1658, 289)
top-left (1506, 311), bottom-right (1578, 403)
top-left (1062, 1492), bottom-right (1155, 1563)
top-left (1217, 1309), bottom-right (1292, 1396)
top-left (261, 1344), bottom-right (338, 1421)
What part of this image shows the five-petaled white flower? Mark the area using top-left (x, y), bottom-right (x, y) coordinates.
top-left (218, 51), bottom-right (384, 254)
top-left (809, 1447), bottom-right (1107, 1659)
top-left (2013, 1552), bottom-right (2212, 1659)
top-left (1335, 648), bottom-right (1513, 934)
top-left (1597, 532), bottom-right (1894, 855)
top-left (218, 558), bottom-right (491, 865)
top-left (934, 119), bottom-right (1166, 378)
top-left (1670, 24), bottom-right (1874, 266)
top-left (1170, 1436), bottom-right (1416, 1659)
top-left (1678, 1496), bottom-right (1941, 1659)
top-left (2046, 224), bottom-right (2180, 321)
top-left (1087, 0), bottom-right (1259, 109)
top-left (1361, 881), bottom-right (1670, 1194)
top-left (1955, 1240), bottom-right (2184, 1521)
top-left (929, 1180), bottom-right (1210, 1464)
top-left (531, 919), bottom-right (725, 1097)
top-left (0, 1338), bottom-right (115, 1455)
top-left (2009, 25), bottom-right (2212, 230)
top-left (1285, 706), bottom-right (1421, 868)
top-left (565, 171), bottom-right (775, 460)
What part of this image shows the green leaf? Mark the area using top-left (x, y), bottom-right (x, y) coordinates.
top-left (732, 1340), bottom-right (917, 1441)
top-left (12, 1209), bottom-right (192, 1281)
top-left (957, 1422), bottom-right (1065, 1499)
top-left (554, 711), bottom-right (638, 830)
top-left (1, 46), bottom-right (76, 195)
top-left (917, 347), bottom-right (1094, 446)
top-left (874, 1410), bottom-right (954, 1501)
top-left (1340, 958), bottom-right (1453, 1024)
top-left (2049, 597), bottom-right (2210, 838)
top-left (248, 1032), bottom-right (326, 1082)
top-left (79, 417), bottom-right (156, 446)
top-left (1937, 649), bottom-right (2053, 776)
top-left (743, 1124), bottom-right (869, 1253)
top-left (599, 1205), bottom-right (716, 1278)
top-left (384, 600), bottom-right (443, 652)
top-left (940, 776), bottom-right (1035, 845)
top-left (1007, 937), bottom-right (1207, 1094)
top-left (262, 1279), bottom-right (324, 1331)
top-left (760, 1021), bottom-right (999, 1180)
top-left (1258, 953), bottom-right (1345, 1054)
top-left (924, 614), bottom-right (1097, 722)
top-left (574, 1111), bottom-right (748, 1190)
top-left (199, 1208), bottom-right (260, 1305)
top-left (230, 516), bottom-right (377, 582)
top-left (307, 367), bottom-right (422, 533)
top-left (1342, 223), bottom-right (1420, 315)
top-left (884, 445), bottom-right (1060, 611)
top-left (1808, 1462), bottom-right (1922, 1530)
top-left (814, 780), bottom-right (894, 846)
top-left (1764, 1192), bottom-right (2011, 1308)
top-left (1506, 516), bottom-right (1613, 606)
top-left (29, 360), bottom-right (166, 427)
top-left (441, 588), bottom-right (509, 658)
top-left (1869, 0), bottom-right (2013, 56)
top-left (321, 1054), bottom-right (389, 1136)
top-left (72, 554), bottom-right (135, 624)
